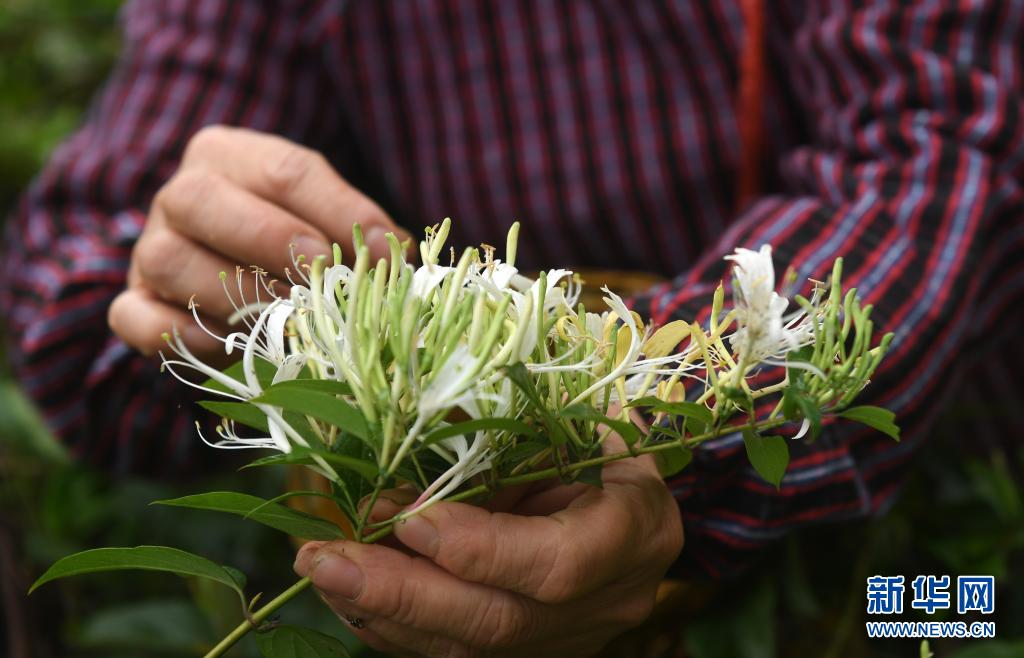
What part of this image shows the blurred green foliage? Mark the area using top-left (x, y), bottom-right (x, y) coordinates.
top-left (0, 0), bottom-right (122, 215)
top-left (1, 2), bottom-right (1021, 658)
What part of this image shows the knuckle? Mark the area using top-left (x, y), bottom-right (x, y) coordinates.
top-left (432, 516), bottom-right (496, 582)
top-left (377, 566), bottom-right (420, 626)
top-left (476, 598), bottom-right (535, 649)
top-left (156, 169), bottom-right (217, 223)
top-left (264, 143), bottom-right (322, 193)
top-left (184, 124), bottom-right (231, 161)
top-left (106, 292), bottom-right (130, 336)
top-left (134, 228), bottom-right (186, 285)
top-left (533, 548), bottom-right (585, 604)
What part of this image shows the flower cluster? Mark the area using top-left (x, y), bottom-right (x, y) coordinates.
top-left (34, 219), bottom-right (899, 658)
top-left (161, 219), bottom-right (894, 525)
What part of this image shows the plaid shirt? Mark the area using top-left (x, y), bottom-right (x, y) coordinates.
top-left (4, 0), bottom-right (1023, 577)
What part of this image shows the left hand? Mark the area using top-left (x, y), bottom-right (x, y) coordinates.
top-left (293, 439), bottom-right (684, 657)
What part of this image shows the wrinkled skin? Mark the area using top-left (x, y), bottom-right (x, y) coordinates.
top-left (294, 437), bottom-right (684, 657)
top-left (109, 126), bottom-right (409, 360)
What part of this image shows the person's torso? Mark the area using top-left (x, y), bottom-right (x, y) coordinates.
top-left (318, 0), bottom-right (812, 274)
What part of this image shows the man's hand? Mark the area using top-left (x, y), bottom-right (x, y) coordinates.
top-left (108, 125), bottom-right (409, 359)
top-left (294, 442), bottom-right (684, 657)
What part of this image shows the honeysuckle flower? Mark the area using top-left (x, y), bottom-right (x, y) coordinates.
top-left (725, 245), bottom-right (815, 365)
top-left (568, 288), bottom-right (646, 405)
top-left (411, 263), bottom-right (454, 300)
top-left (34, 209), bottom-right (901, 658)
top-left (418, 344), bottom-right (485, 417)
top-left (161, 218), bottom-right (885, 531)
top-left (470, 260), bottom-right (519, 296)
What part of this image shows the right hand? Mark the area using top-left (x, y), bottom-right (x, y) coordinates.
top-left (108, 125), bottom-right (410, 360)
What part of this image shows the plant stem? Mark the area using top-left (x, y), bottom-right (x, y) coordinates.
top-left (204, 576), bottom-right (312, 658)
top-left (205, 416), bottom-right (785, 654)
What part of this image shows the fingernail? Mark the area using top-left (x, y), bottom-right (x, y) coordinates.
top-left (311, 552), bottom-right (364, 601)
top-left (293, 541), bottom-right (327, 576)
top-left (397, 515), bottom-right (439, 557)
top-left (292, 235), bottom-right (331, 260)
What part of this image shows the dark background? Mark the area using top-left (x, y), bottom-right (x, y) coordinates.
top-left (1, 2), bottom-right (1021, 657)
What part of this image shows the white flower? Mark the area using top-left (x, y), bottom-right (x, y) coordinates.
top-left (418, 344), bottom-right (482, 417)
top-left (411, 263), bottom-right (454, 300)
top-left (161, 294), bottom-right (311, 453)
top-left (470, 261), bottom-right (519, 296)
top-left (725, 245), bottom-right (811, 363)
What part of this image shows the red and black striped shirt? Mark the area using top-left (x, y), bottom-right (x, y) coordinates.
top-left (3, 0), bottom-right (1023, 576)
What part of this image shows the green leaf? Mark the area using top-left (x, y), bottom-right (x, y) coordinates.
top-left (794, 393), bottom-right (822, 439)
top-left (504, 363), bottom-right (570, 445)
top-left (29, 546), bottom-right (246, 602)
top-left (742, 430), bottom-right (789, 489)
top-left (781, 386), bottom-right (800, 421)
top-left (198, 400), bottom-right (270, 433)
top-left (422, 417), bottom-right (537, 447)
top-left (655, 446), bottom-right (692, 478)
top-left (221, 566), bottom-right (248, 590)
top-left (503, 440), bottom-right (548, 464)
top-left (650, 401), bottom-right (714, 433)
top-left (256, 625), bottom-right (352, 657)
top-left (786, 345), bottom-right (814, 373)
top-left (721, 386), bottom-right (754, 412)
top-left (153, 492), bottom-right (345, 540)
top-left (73, 599), bottom-right (215, 652)
top-left (245, 447), bottom-right (378, 484)
top-left (575, 464), bottom-right (603, 487)
top-left (837, 405), bottom-right (900, 441)
top-left (625, 396), bottom-right (663, 408)
top-left (625, 397), bottom-right (713, 436)
top-left (504, 363), bottom-right (544, 407)
top-left (0, 381), bottom-right (68, 463)
top-left (559, 404), bottom-right (642, 445)
top-left (202, 358), bottom-right (276, 394)
top-left (270, 379), bottom-right (353, 396)
top-left (253, 387), bottom-right (369, 441)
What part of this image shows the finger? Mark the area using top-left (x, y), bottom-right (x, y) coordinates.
top-left (293, 540), bottom-right (327, 577)
top-left (598, 432), bottom-right (661, 481)
top-left (358, 486), bottom-right (418, 525)
top-left (510, 481), bottom-right (591, 517)
top-left (317, 599), bottom-right (463, 658)
top-left (182, 126), bottom-right (411, 259)
top-left (337, 624), bottom-right (409, 657)
top-left (155, 169), bottom-right (333, 275)
top-left (356, 487), bottom-right (419, 549)
top-left (133, 223), bottom-right (275, 323)
top-left (301, 541), bottom-right (543, 650)
top-left (393, 485), bottom-right (644, 604)
top-left (108, 287), bottom-right (229, 361)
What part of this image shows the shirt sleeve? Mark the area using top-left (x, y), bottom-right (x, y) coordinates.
top-left (630, 0), bottom-right (1024, 578)
top-left (1, 0), bottom-right (341, 475)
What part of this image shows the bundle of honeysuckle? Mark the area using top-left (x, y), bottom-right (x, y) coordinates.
top-left (31, 219), bottom-right (899, 657)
